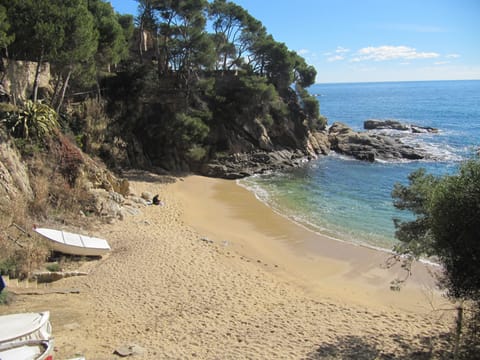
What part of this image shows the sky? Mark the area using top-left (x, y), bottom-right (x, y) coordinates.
top-left (109, 0), bottom-right (480, 83)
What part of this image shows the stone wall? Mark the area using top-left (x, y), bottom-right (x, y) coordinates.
top-left (1, 58), bottom-right (51, 102)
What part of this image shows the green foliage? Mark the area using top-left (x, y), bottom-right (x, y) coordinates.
top-left (213, 73), bottom-right (277, 125)
top-left (187, 144), bottom-right (207, 161)
top-left (89, 0), bottom-right (129, 69)
top-left (209, 0), bottom-right (265, 71)
top-left (5, 100), bottom-right (59, 140)
top-left (56, 1), bottom-right (98, 68)
top-left (0, 290), bottom-right (11, 305)
top-left (392, 160), bottom-right (480, 302)
top-left (0, 257), bottom-right (16, 276)
top-left (173, 112), bottom-right (210, 146)
top-left (69, 98), bottom-right (109, 154)
top-left (0, 5), bottom-right (13, 49)
top-left (12, 138), bottom-right (43, 157)
top-left (293, 53), bottom-right (317, 88)
top-left (3, 0), bottom-right (64, 61)
top-left (316, 115), bottom-right (328, 130)
top-left (295, 84), bottom-right (323, 128)
top-left (154, 0), bottom-right (215, 78)
top-left (46, 262), bottom-right (61, 272)
top-left (0, 103), bottom-right (16, 117)
top-left (117, 14), bottom-right (135, 47)
top-left (302, 94), bottom-right (320, 119)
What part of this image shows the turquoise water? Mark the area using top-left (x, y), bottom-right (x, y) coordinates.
top-left (240, 80), bottom-right (480, 250)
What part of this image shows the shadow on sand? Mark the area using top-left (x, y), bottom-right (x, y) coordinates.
top-left (305, 333), bottom-right (453, 360)
top-left (122, 169), bottom-right (178, 184)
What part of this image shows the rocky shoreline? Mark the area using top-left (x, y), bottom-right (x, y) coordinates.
top-left (201, 120), bottom-right (437, 178)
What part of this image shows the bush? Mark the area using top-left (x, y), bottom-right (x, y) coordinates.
top-left (302, 95), bottom-right (320, 119)
top-left (5, 100), bottom-right (59, 140)
top-left (173, 113), bottom-right (210, 147)
top-left (46, 262), bottom-right (61, 272)
top-left (48, 133), bottom-right (84, 187)
top-left (187, 145), bottom-right (207, 161)
top-left (392, 160), bottom-right (480, 356)
top-left (392, 160), bottom-right (480, 301)
top-left (0, 290), bottom-right (12, 305)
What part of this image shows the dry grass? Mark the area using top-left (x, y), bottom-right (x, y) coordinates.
top-left (0, 132), bottom-right (101, 281)
top-left (0, 198), bottom-right (49, 279)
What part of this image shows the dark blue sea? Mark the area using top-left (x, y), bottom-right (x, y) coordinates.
top-left (239, 80), bottom-right (480, 251)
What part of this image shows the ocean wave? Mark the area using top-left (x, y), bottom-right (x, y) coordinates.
top-left (239, 174), bottom-right (399, 249)
top-left (237, 177), bottom-right (273, 203)
top-left (399, 135), bottom-right (464, 162)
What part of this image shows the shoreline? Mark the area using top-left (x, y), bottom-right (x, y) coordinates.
top-left (173, 175), bottom-right (448, 313)
top-left (239, 176), bottom-right (400, 256)
top-left (237, 177), bottom-right (442, 268)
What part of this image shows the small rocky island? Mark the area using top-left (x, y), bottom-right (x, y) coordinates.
top-left (328, 122), bottom-right (428, 162)
top-left (364, 119), bottom-right (439, 133)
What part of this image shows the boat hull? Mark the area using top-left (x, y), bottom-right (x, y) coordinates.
top-left (34, 227), bottom-right (111, 257)
top-left (0, 311), bottom-right (54, 360)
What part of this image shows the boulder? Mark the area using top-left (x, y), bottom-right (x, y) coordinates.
top-left (200, 150), bottom-right (308, 179)
top-left (328, 122), bottom-right (425, 162)
top-left (364, 119), bottom-right (438, 133)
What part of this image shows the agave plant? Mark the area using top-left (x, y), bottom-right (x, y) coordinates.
top-left (6, 100), bottom-right (59, 139)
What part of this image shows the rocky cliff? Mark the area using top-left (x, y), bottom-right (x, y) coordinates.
top-left (0, 126), bottom-right (142, 227)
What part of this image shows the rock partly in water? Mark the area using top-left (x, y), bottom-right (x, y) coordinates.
top-left (364, 119), bottom-right (438, 133)
top-left (328, 122), bottom-right (425, 162)
top-left (199, 130), bottom-right (330, 179)
top-left (201, 150), bottom-right (309, 179)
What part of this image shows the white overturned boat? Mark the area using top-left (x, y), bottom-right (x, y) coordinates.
top-left (0, 311), bottom-right (54, 360)
top-left (34, 227), bottom-right (111, 257)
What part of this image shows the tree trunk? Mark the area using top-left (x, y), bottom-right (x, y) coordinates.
top-left (32, 51), bottom-right (44, 102)
top-left (138, 24), bottom-right (144, 63)
top-left (50, 74), bottom-right (62, 107)
top-left (56, 68), bottom-right (72, 113)
top-left (454, 305), bottom-right (464, 359)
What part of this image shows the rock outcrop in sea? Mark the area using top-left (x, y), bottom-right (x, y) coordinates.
top-left (364, 119), bottom-right (438, 133)
top-left (200, 120), bottom-right (435, 178)
top-left (328, 122), bottom-right (426, 162)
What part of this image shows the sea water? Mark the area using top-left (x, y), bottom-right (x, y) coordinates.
top-left (239, 80), bottom-right (480, 251)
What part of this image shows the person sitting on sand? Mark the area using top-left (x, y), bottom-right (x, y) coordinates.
top-left (152, 195), bottom-right (163, 206)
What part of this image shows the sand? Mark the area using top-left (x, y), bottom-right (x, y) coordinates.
top-left (1, 172), bottom-right (455, 359)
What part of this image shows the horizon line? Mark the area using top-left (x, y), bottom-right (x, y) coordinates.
top-left (315, 78), bottom-right (480, 85)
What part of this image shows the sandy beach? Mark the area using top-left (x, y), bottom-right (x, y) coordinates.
top-left (1, 172), bottom-right (454, 359)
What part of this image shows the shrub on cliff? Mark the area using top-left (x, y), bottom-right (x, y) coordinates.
top-left (4, 100), bottom-right (59, 140)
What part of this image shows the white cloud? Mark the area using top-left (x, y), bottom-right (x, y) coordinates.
top-left (351, 45), bottom-right (440, 62)
top-left (335, 46), bottom-right (350, 54)
top-left (323, 46), bottom-right (350, 62)
top-left (434, 61), bottom-right (451, 65)
top-left (446, 53), bottom-right (461, 59)
top-left (327, 55), bottom-right (345, 62)
top-left (297, 49), bottom-right (310, 55)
